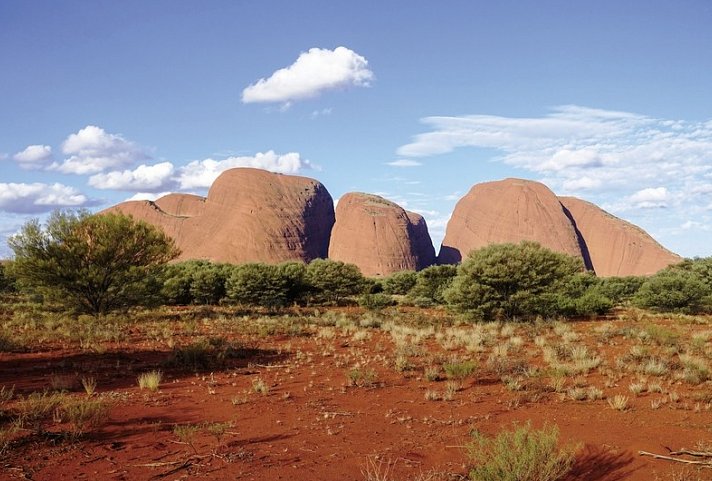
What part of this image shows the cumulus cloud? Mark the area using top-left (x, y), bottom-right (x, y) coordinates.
top-left (242, 46), bottom-right (373, 105)
top-left (88, 162), bottom-right (175, 191)
top-left (13, 145), bottom-right (53, 169)
top-left (387, 159), bottom-right (422, 168)
top-left (176, 151), bottom-right (312, 190)
top-left (0, 183), bottom-right (89, 214)
top-left (53, 125), bottom-right (148, 175)
top-left (628, 187), bottom-right (670, 208)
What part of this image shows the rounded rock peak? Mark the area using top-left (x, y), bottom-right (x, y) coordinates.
top-left (329, 192), bottom-right (435, 276)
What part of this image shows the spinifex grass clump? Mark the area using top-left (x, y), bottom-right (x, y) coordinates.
top-left (467, 422), bottom-right (577, 481)
top-left (137, 370), bottom-right (163, 391)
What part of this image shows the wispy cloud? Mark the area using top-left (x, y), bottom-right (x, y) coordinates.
top-left (242, 46), bottom-right (373, 105)
top-left (398, 105), bottom-right (712, 251)
top-left (386, 159), bottom-right (422, 168)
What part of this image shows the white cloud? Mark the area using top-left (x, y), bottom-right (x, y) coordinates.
top-left (242, 46), bottom-right (373, 105)
top-left (0, 183), bottom-right (89, 214)
top-left (125, 192), bottom-right (174, 202)
top-left (176, 151), bottom-right (313, 190)
top-left (387, 159), bottom-right (422, 168)
top-left (311, 108), bottom-right (333, 118)
top-left (628, 187), bottom-right (670, 207)
top-left (88, 162), bottom-right (175, 191)
top-left (54, 125), bottom-right (148, 174)
top-left (13, 145), bottom-right (53, 169)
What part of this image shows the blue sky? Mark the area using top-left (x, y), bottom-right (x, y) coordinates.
top-left (1, 0), bottom-right (711, 258)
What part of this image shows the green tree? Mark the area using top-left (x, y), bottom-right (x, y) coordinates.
top-left (9, 210), bottom-right (180, 315)
top-left (189, 263), bottom-right (229, 305)
top-left (444, 241), bottom-right (583, 320)
top-left (633, 268), bottom-right (710, 313)
top-left (304, 259), bottom-right (365, 304)
top-left (407, 264), bottom-right (458, 305)
top-left (381, 270), bottom-right (418, 295)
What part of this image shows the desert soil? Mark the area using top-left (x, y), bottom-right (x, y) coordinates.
top-left (1, 306), bottom-right (711, 481)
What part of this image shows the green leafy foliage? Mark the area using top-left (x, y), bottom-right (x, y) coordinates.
top-left (226, 262), bottom-right (305, 308)
top-left (304, 259), bottom-right (365, 304)
top-left (381, 270), bottom-right (418, 295)
top-left (407, 265), bottom-right (457, 305)
top-left (633, 267), bottom-right (711, 313)
top-left (9, 211), bottom-right (180, 316)
top-left (444, 242), bottom-right (584, 320)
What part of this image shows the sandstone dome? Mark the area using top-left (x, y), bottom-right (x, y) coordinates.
top-left (328, 193), bottom-right (436, 276)
top-left (438, 178), bottom-right (587, 266)
top-left (106, 168), bottom-right (335, 264)
top-left (558, 196), bottom-right (682, 277)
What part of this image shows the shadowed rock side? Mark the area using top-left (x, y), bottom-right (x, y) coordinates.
top-left (107, 168), bottom-right (335, 264)
top-left (328, 193), bottom-right (436, 276)
top-left (438, 178), bottom-right (587, 266)
top-left (559, 196), bottom-right (682, 277)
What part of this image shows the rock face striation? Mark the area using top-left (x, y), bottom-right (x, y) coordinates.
top-left (439, 177), bottom-right (681, 276)
top-left (438, 178), bottom-right (587, 266)
top-left (106, 168), bottom-right (335, 264)
top-left (328, 193), bottom-right (436, 276)
top-left (558, 197), bottom-right (682, 277)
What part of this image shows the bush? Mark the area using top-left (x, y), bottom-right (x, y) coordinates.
top-left (555, 273), bottom-right (613, 316)
top-left (381, 270), bottom-right (418, 295)
top-left (408, 265), bottom-right (457, 305)
top-left (304, 259), bottom-right (365, 305)
top-left (633, 269), bottom-right (710, 313)
top-left (445, 242), bottom-right (583, 320)
top-left (0, 261), bottom-right (17, 293)
top-left (467, 422), bottom-right (577, 481)
top-left (9, 211), bottom-right (179, 316)
top-left (226, 263), bottom-right (290, 308)
top-left (597, 276), bottom-right (646, 304)
top-left (358, 293), bottom-right (394, 310)
top-left (189, 264), bottom-right (229, 305)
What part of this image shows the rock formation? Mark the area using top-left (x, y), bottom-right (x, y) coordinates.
top-left (558, 196), bottom-right (682, 277)
top-left (438, 178), bottom-right (587, 266)
top-left (106, 168), bottom-right (334, 264)
top-left (328, 193), bottom-right (436, 276)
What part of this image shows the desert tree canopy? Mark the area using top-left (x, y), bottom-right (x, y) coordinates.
top-left (9, 210), bottom-right (180, 316)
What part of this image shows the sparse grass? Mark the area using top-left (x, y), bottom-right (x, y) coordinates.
top-left (467, 422), bottom-right (577, 481)
top-left (424, 365), bottom-right (441, 382)
top-left (61, 398), bottom-right (111, 437)
top-left (252, 377), bottom-right (269, 395)
top-left (443, 359), bottom-right (477, 380)
top-left (137, 370), bottom-right (162, 391)
top-left (608, 395), bottom-right (630, 411)
top-left (173, 423), bottom-right (200, 454)
top-left (81, 377), bottom-right (97, 397)
top-left (347, 367), bottom-right (377, 388)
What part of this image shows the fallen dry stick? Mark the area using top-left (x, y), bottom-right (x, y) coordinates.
top-left (639, 450), bottom-right (712, 468)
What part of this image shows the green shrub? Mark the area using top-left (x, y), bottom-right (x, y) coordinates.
top-left (226, 263), bottom-right (290, 308)
top-left (633, 269), bottom-right (710, 313)
top-left (443, 360), bottom-right (477, 380)
top-left (358, 293), bottom-right (394, 310)
top-left (597, 276), bottom-right (646, 304)
top-left (382, 270), bottom-right (418, 295)
top-left (445, 242), bottom-right (583, 320)
top-left (467, 422), bottom-right (577, 481)
top-left (189, 264), bottom-right (228, 305)
top-left (408, 265), bottom-right (457, 304)
top-left (304, 259), bottom-right (365, 305)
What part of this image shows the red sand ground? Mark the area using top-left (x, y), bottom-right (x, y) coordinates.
top-left (1, 308), bottom-right (711, 481)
